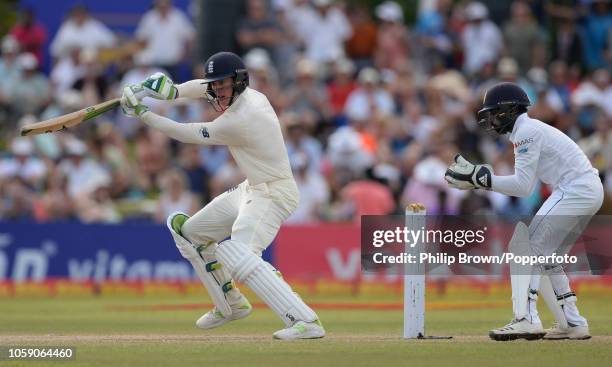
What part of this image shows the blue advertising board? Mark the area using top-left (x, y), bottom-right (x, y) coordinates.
top-left (0, 222), bottom-right (274, 282)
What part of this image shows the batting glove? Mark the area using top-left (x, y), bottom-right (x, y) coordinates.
top-left (445, 154), bottom-right (493, 190)
top-left (140, 72), bottom-right (178, 100)
top-left (121, 84), bottom-right (150, 117)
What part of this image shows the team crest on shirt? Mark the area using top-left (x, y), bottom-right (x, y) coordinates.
top-left (201, 127), bottom-right (210, 138)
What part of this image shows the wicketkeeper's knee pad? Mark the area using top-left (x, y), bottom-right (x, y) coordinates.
top-left (166, 212), bottom-right (233, 317)
top-left (216, 239), bottom-right (318, 326)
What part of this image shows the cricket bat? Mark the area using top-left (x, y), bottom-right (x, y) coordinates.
top-left (20, 98), bottom-right (121, 136)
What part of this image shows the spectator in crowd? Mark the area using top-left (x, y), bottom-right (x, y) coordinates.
top-left (177, 144), bottom-right (209, 201)
top-left (286, 151), bottom-right (329, 224)
top-left (154, 168), bottom-right (199, 222)
top-left (58, 138), bottom-right (111, 199)
top-left (0, 177), bottom-right (35, 221)
top-left (461, 2), bottom-right (502, 75)
top-left (237, 0), bottom-right (282, 59)
top-left (0, 138), bottom-right (47, 189)
top-left (374, 1), bottom-right (410, 70)
top-left (327, 58), bottom-right (357, 124)
top-left (73, 174), bottom-right (121, 224)
top-left (582, 0), bottom-right (611, 71)
top-left (414, 0), bottom-right (453, 74)
top-left (337, 166), bottom-right (395, 223)
top-left (550, 18), bottom-right (583, 71)
top-left (345, 67), bottom-right (395, 123)
top-left (0, 36), bottom-right (22, 119)
top-left (345, 4), bottom-right (378, 69)
top-left (32, 168), bottom-right (73, 222)
top-left (283, 112), bottom-right (323, 174)
top-left (9, 8), bottom-right (47, 67)
top-left (71, 48), bottom-right (109, 107)
top-left (286, 58), bottom-right (331, 125)
top-left (133, 127), bottom-right (170, 194)
top-left (50, 45), bottom-right (84, 94)
top-left (10, 53), bottom-right (51, 117)
top-left (545, 60), bottom-right (572, 115)
top-left (296, 0), bottom-right (352, 65)
top-left (503, 1), bottom-right (543, 74)
top-left (50, 5), bottom-right (115, 60)
top-left (244, 48), bottom-right (286, 111)
top-left (135, 0), bottom-right (195, 79)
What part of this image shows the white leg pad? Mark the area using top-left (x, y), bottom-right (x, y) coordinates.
top-left (167, 212), bottom-right (232, 317)
top-left (540, 275), bottom-right (569, 328)
top-left (216, 239), bottom-right (318, 326)
top-left (509, 222), bottom-right (532, 320)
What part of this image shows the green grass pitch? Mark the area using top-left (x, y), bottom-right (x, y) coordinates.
top-left (1, 291), bottom-right (611, 367)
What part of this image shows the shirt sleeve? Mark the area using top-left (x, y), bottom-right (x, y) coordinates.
top-left (492, 127), bottom-right (542, 197)
top-left (176, 79), bottom-right (207, 99)
top-left (140, 110), bottom-right (248, 146)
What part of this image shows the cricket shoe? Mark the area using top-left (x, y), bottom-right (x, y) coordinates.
top-left (273, 320), bottom-right (326, 340)
top-left (489, 318), bottom-right (545, 341)
top-left (196, 298), bottom-right (252, 330)
top-left (543, 323), bottom-right (591, 340)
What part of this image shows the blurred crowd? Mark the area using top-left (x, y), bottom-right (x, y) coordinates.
top-left (0, 0), bottom-right (611, 224)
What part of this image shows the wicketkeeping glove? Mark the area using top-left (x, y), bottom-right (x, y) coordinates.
top-left (121, 84), bottom-right (150, 117)
top-left (140, 72), bottom-right (178, 100)
top-left (444, 154), bottom-right (493, 190)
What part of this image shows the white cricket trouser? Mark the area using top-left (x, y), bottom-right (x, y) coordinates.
top-left (527, 172), bottom-right (604, 325)
top-left (181, 179), bottom-right (299, 255)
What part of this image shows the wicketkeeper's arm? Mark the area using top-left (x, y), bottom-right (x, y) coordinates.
top-left (491, 130), bottom-right (542, 197)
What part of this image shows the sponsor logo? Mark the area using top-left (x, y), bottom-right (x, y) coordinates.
top-left (201, 127), bottom-right (210, 138)
top-left (285, 313), bottom-right (296, 322)
top-left (208, 61), bottom-right (214, 74)
top-left (479, 174), bottom-right (488, 187)
top-left (518, 147), bottom-right (529, 154)
top-left (513, 137), bottom-right (534, 148)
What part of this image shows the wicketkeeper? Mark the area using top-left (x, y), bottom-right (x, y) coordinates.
top-left (120, 51), bottom-right (325, 340)
top-left (445, 82), bottom-right (603, 341)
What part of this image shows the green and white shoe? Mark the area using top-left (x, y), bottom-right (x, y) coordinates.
top-left (196, 298), bottom-right (252, 330)
top-left (273, 320), bottom-right (325, 340)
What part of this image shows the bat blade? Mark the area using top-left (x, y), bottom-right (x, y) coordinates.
top-left (20, 98), bottom-right (121, 136)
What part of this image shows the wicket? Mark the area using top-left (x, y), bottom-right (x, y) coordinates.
top-left (403, 203), bottom-right (452, 339)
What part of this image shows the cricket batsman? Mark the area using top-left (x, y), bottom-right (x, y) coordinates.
top-left (120, 51), bottom-right (325, 340)
top-left (444, 82), bottom-right (603, 341)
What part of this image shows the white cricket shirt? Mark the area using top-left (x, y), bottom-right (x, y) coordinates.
top-left (492, 113), bottom-right (597, 197)
top-left (141, 86), bottom-right (293, 185)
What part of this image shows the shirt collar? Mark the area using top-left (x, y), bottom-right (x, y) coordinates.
top-left (509, 113), bottom-right (528, 141)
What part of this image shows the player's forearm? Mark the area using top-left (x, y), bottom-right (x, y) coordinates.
top-left (140, 111), bottom-right (204, 144)
top-left (492, 172), bottom-right (535, 197)
top-left (176, 79), bottom-right (207, 99)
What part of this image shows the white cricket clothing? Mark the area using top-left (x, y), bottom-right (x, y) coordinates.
top-left (135, 8), bottom-right (195, 66)
top-left (491, 114), bottom-right (604, 330)
top-left (492, 113), bottom-right (598, 197)
top-left (141, 87), bottom-right (293, 186)
top-left (143, 84), bottom-right (319, 328)
top-left (50, 19), bottom-right (115, 58)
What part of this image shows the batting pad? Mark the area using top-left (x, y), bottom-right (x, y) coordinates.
top-left (166, 212), bottom-right (232, 317)
top-left (216, 240), bottom-right (318, 326)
